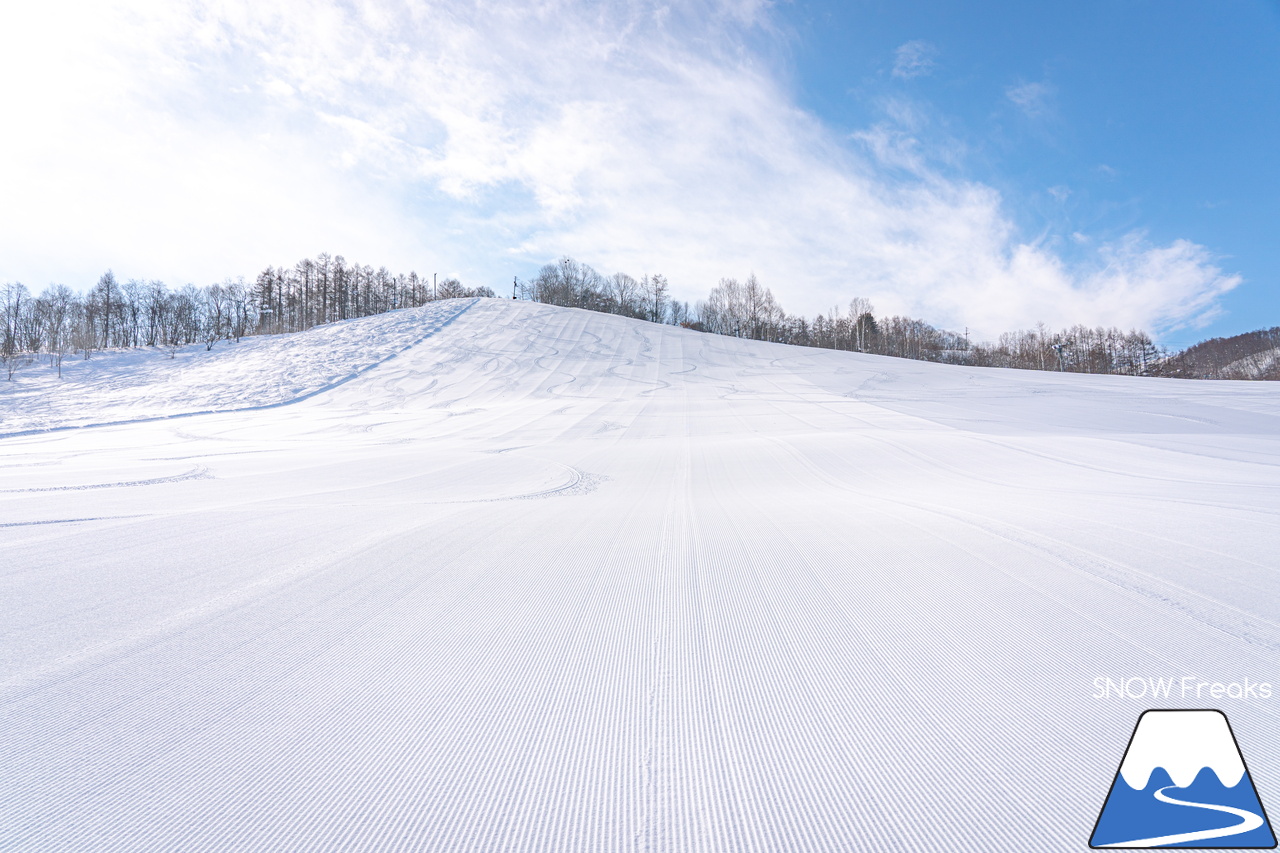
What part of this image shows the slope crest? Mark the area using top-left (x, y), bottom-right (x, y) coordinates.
top-left (0, 300), bottom-right (476, 435)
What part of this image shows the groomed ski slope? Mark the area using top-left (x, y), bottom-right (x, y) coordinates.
top-left (3, 298), bottom-right (1279, 851)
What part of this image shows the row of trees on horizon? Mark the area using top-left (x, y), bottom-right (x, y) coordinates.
top-left (1, 253), bottom-right (1271, 381)
top-left (0, 254), bottom-right (494, 378)
top-left (521, 257), bottom-right (1167, 377)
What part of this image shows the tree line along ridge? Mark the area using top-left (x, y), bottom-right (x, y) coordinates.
top-left (1, 253), bottom-right (1274, 381)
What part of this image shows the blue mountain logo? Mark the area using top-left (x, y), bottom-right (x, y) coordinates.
top-left (1091, 709), bottom-right (1276, 848)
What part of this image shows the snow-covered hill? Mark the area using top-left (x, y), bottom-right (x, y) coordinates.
top-left (0, 300), bottom-right (476, 435)
top-left (3, 298), bottom-right (1280, 851)
top-left (1220, 346), bottom-right (1280, 380)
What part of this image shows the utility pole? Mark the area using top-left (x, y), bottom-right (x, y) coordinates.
top-left (513, 276), bottom-right (517, 300)
top-left (433, 273), bottom-right (437, 300)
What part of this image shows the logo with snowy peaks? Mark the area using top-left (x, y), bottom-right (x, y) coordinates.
top-left (1090, 710), bottom-right (1276, 848)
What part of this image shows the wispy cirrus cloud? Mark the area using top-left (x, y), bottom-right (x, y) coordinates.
top-left (0, 0), bottom-right (1238, 339)
top-left (892, 40), bottom-right (939, 79)
top-left (1006, 80), bottom-right (1055, 118)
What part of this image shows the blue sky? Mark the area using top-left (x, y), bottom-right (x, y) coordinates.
top-left (0, 0), bottom-right (1275, 343)
top-left (779, 0), bottom-right (1280, 344)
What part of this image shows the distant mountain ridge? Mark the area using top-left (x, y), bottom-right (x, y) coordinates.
top-left (1156, 327), bottom-right (1280, 380)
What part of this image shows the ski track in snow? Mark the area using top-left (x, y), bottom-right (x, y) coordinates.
top-left (2, 299), bottom-right (1280, 851)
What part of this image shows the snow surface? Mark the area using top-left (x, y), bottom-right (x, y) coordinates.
top-left (1118, 710), bottom-right (1245, 789)
top-left (1222, 347), bottom-right (1280, 381)
top-left (0, 300), bottom-right (474, 435)
top-left (3, 298), bottom-right (1280, 851)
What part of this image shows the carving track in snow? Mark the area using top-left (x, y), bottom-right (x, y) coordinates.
top-left (2, 299), bottom-right (1280, 851)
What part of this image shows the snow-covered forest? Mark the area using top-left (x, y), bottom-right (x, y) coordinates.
top-left (1157, 327), bottom-right (1280, 380)
top-left (2, 253), bottom-right (1274, 382)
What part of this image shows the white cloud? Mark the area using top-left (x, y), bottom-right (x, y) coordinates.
top-left (0, 0), bottom-right (1239, 340)
top-left (1006, 80), bottom-right (1054, 118)
top-left (892, 40), bottom-right (938, 79)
